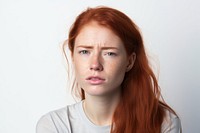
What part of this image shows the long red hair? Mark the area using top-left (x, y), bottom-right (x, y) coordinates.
top-left (64, 6), bottom-right (177, 133)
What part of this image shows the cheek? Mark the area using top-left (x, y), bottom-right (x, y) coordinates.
top-left (74, 64), bottom-right (84, 76)
top-left (73, 59), bottom-right (81, 77)
top-left (106, 60), bottom-right (127, 80)
top-left (73, 59), bottom-right (88, 77)
top-left (108, 59), bottom-right (127, 72)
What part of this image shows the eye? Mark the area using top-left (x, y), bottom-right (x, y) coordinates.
top-left (107, 52), bottom-right (117, 56)
top-left (79, 50), bottom-right (89, 55)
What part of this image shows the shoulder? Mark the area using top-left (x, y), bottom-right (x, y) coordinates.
top-left (161, 109), bottom-right (182, 133)
top-left (36, 102), bottom-right (81, 133)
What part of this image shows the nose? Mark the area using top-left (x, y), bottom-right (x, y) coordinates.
top-left (90, 54), bottom-right (103, 71)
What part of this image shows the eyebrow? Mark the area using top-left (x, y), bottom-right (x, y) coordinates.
top-left (76, 45), bottom-right (119, 50)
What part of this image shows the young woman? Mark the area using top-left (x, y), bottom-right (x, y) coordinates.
top-left (37, 6), bottom-right (181, 133)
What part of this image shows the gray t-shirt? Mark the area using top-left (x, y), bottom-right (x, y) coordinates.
top-left (36, 101), bottom-right (181, 133)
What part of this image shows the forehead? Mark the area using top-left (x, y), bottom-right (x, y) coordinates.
top-left (75, 21), bottom-right (123, 47)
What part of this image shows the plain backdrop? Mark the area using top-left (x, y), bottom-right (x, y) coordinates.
top-left (0, 0), bottom-right (200, 132)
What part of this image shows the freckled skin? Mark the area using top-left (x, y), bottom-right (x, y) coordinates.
top-left (72, 22), bottom-right (131, 97)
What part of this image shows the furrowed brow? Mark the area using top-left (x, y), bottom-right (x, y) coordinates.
top-left (76, 45), bottom-right (119, 50)
top-left (101, 47), bottom-right (119, 50)
top-left (76, 45), bottom-right (93, 49)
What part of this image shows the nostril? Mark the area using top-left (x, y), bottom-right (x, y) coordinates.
top-left (90, 64), bottom-right (103, 71)
top-left (90, 55), bottom-right (103, 71)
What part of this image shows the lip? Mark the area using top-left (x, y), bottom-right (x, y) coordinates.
top-left (86, 76), bottom-right (105, 85)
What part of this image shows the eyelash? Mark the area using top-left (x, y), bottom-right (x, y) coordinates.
top-left (106, 52), bottom-right (117, 56)
top-left (78, 50), bottom-right (117, 57)
top-left (79, 50), bottom-right (89, 55)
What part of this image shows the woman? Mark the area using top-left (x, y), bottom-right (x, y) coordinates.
top-left (37, 6), bottom-right (181, 133)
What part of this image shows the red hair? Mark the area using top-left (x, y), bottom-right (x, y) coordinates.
top-left (64, 6), bottom-right (177, 133)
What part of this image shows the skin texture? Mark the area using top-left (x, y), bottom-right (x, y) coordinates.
top-left (72, 21), bottom-right (135, 125)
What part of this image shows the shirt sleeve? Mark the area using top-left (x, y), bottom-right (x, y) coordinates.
top-left (36, 114), bottom-right (59, 133)
top-left (161, 111), bottom-right (182, 133)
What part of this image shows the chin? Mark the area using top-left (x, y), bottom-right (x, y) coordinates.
top-left (84, 87), bottom-right (119, 97)
top-left (85, 90), bottom-right (106, 96)
top-left (83, 86), bottom-right (106, 96)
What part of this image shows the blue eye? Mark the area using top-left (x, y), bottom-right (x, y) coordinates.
top-left (79, 50), bottom-right (89, 55)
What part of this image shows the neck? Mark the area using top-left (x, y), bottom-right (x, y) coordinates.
top-left (83, 91), bottom-right (121, 126)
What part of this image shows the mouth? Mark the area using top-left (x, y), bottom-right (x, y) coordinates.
top-left (86, 76), bottom-right (105, 85)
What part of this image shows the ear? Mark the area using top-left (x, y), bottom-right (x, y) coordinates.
top-left (126, 53), bottom-right (136, 72)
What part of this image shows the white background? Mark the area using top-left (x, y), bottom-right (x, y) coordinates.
top-left (0, 0), bottom-right (199, 132)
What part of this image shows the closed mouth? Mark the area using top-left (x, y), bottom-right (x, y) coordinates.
top-left (86, 76), bottom-right (105, 84)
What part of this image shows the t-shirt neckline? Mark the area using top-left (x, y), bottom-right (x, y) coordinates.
top-left (77, 100), bottom-right (111, 130)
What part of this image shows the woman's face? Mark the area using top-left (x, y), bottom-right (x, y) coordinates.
top-left (72, 21), bottom-right (134, 97)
